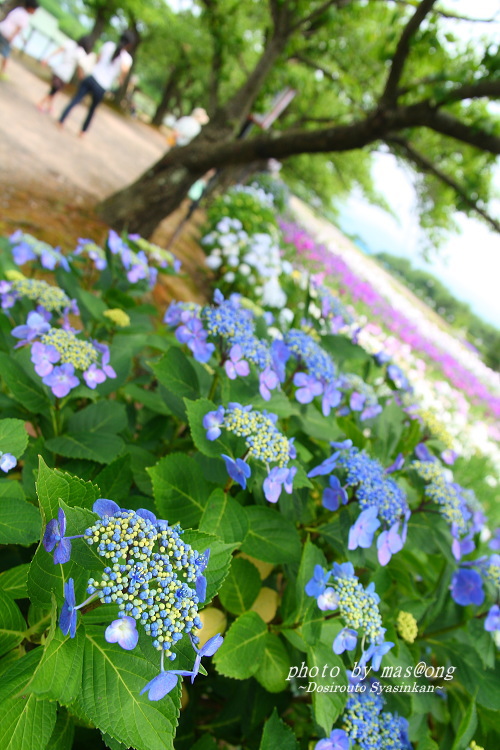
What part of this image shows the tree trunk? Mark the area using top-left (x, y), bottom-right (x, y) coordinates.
top-left (97, 32), bottom-right (290, 236)
top-left (88, 12), bottom-right (109, 49)
top-left (151, 67), bottom-right (179, 127)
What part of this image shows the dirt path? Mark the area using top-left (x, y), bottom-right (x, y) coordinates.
top-left (0, 56), bottom-right (208, 301)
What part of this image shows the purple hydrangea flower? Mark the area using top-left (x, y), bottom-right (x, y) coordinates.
top-left (259, 367), bottom-right (279, 401)
top-left (322, 475), bottom-right (348, 511)
top-left (59, 578), bottom-right (77, 638)
top-left (31, 341), bottom-right (60, 376)
top-left (42, 363), bottom-right (80, 398)
top-left (317, 587), bottom-right (339, 612)
top-left (293, 372), bottom-right (323, 404)
top-left (195, 549), bottom-right (210, 602)
top-left (349, 392), bottom-right (365, 412)
top-left (270, 339), bottom-right (290, 382)
top-left (348, 506), bottom-right (381, 551)
top-left (43, 508), bottom-right (72, 564)
top-left (377, 522), bottom-right (404, 566)
top-left (485, 605), bottom-right (500, 632)
top-left (332, 561), bottom-right (355, 579)
top-left (385, 453), bottom-right (405, 474)
top-left (322, 383), bottom-right (342, 416)
top-left (83, 364), bottom-right (106, 389)
top-left (221, 454), bottom-right (251, 490)
top-left (105, 616), bottom-right (139, 650)
top-left (360, 404), bottom-right (383, 421)
top-left (0, 452), bottom-right (17, 472)
top-left (263, 466), bottom-right (296, 504)
top-left (203, 407), bottom-right (225, 441)
top-left (224, 344), bottom-right (250, 380)
top-left (489, 529), bottom-right (500, 551)
top-left (451, 527), bottom-right (475, 562)
top-left (11, 311), bottom-right (51, 344)
top-left (450, 568), bottom-right (485, 606)
top-left (315, 728), bottom-right (350, 750)
top-left (333, 627), bottom-right (358, 654)
top-left (140, 669), bottom-right (194, 701)
top-left (308, 451), bottom-right (340, 478)
top-left (176, 318), bottom-right (215, 363)
top-left (415, 443), bottom-right (435, 462)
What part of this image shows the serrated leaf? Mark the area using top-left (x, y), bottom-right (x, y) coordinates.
top-left (45, 709), bottom-right (74, 750)
top-left (75, 626), bottom-right (179, 750)
top-left (0, 418), bottom-right (29, 458)
top-left (214, 611), bottom-right (267, 679)
top-left (219, 557), bottom-right (261, 615)
top-left (148, 453), bottom-right (211, 528)
top-left (151, 348), bottom-right (199, 418)
top-left (36, 457), bottom-right (101, 518)
top-left (0, 494), bottom-right (40, 545)
top-left (45, 432), bottom-right (124, 464)
top-left (199, 488), bottom-right (248, 544)
top-left (260, 707), bottom-right (299, 749)
top-left (67, 401), bottom-right (127, 434)
top-left (241, 507), bottom-right (301, 564)
top-left (255, 634), bottom-right (291, 693)
top-left (306, 642), bottom-right (347, 734)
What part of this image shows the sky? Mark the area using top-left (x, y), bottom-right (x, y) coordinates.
top-left (337, 0), bottom-right (500, 327)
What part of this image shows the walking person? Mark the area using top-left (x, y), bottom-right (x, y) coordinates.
top-left (58, 30), bottom-right (134, 137)
top-left (0, 0), bottom-right (38, 76)
top-left (37, 35), bottom-right (94, 115)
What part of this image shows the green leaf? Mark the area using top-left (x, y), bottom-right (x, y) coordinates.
top-left (182, 530), bottom-right (237, 603)
top-left (451, 698), bottom-right (477, 750)
top-left (0, 564), bottom-right (30, 599)
top-left (184, 398), bottom-right (235, 458)
top-left (0, 494), bottom-right (40, 545)
top-left (45, 709), bottom-right (74, 750)
top-left (148, 453), bottom-right (211, 529)
top-left (36, 456), bottom-right (101, 519)
top-left (0, 650), bottom-right (56, 750)
top-left (255, 634), bottom-right (291, 693)
top-left (95, 456), bottom-right (133, 500)
top-left (28, 596), bottom-right (85, 703)
top-left (122, 383), bottom-right (171, 415)
top-left (75, 626), bottom-right (179, 750)
top-left (0, 589), bottom-right (26, 657)
top-left (307, 642), bottom-right (347, 734)
top-left (45, 432), bottom-right (124, 464)
top-left (214, 611), bottom-right (267, 679)
top-left (219, 557), bottom-right (261, 615)
top-left (67, 401), bottom-right (127, 434)
top-left (0, 418), bottom-right (29, 458)
top-left (260, 707), bottom-right (299, 749)
top-left (151, 347), bottom-right (199, 418)
top-left (241, 507), bottom-right (301, 564)
top-left (199, 488), bottom-right (248, 544)
top-left (0, 356), bottom-right (51, 414)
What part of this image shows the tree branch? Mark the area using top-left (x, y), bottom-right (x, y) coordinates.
top-left (435, 78), bottom-right (500, 105)
top-left (380, 0), bottom-right (439, 108)
top-left (390, 0), bottom-right (498, 23)
top-left (387, 135), bottom-right (500, 232)
top-left (291, 0), bottom-right (351, 32)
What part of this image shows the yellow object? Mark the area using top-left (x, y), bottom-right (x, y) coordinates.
top-left (237, 552), bottom-right (274, 580)
top-left (396, 611), bottom-right (418, 644)
top-left (180, 683), bottom-right (189, 710)
top-left (251, 587), bottom-right (279, 623)
top-left (103, 308), bottom-right (131, 327)
top-left (5, 270), bottom-right (24, 280)
top-left (195, 607), bottom-right (227, 647)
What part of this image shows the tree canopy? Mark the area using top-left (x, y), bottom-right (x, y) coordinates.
top-left (95, 0), bottom-right (500, 240)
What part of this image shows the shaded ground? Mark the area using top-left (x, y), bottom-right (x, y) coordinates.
top-left (0, 54), bottom-right (208, 303)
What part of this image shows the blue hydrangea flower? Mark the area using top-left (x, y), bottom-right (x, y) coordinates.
top-left (315, 728), bottom-right (351, 750)
top-left (293, 372), bottom-right (323, 404)
top-left (358, 639), bottom-right (394, 671)
top-left (140, 669), bottom-right (194, 701)
top-left (348, 506), bottom-right (381, 551)
top-left (308, 451), bottom-right (340, 478)
top-left (190, 633), bottom-right (224, 683)
top-left (195, 549), bottom-right (210, 602)
top-left (42, 363), bottom-right (80, 398)
top-left (43, 508), bottom-right (73, 564)
top-left (485, 605), bottom-right (500, 632)
top-left (450, 568), bottom-right (485, 606)
top-left (377, 522), bottom-right (404, 566)
top-left (263, 466), bottom-right (297, 504)
top-left (224, 344), bottom-right (250, 380)
top-left (12, 311), bottom-right (51, 344)
top-left (221, 454), bottom-right (251, 490)
top-left (305, 565), bottom-right (329, 598)
top-left (0, 452), bottom-right (17, 473)
top-left (322, 475), bottom-right (348, 511)
top-left (333, 628), bottom-right (358, 654)
top-left (317, 588), bottom-right (339, 612)
top-left (31, 341), bottom-right (60, 376)
top-left (59, 578), bottom-right (77, 638)
top-left (203, 407), bottom-right (226, 441)
top-left (105, 616), bottom-right (139, 650)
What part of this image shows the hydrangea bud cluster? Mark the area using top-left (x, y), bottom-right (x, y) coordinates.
top-left (285, 328), bottom-right (337, 384)
top-left (339, 448), bottom-right (409, 526)
top-left (129, 235), bottom-right (181, 272)
top-left (412, 459), bottom-right (471, 534)
top-left (342, 686), bottom-right (412, 749)
top-left (396, 611), bottom-right (418, 643)
top-left (1, 271), bottom-right (72, 313)
top-left (306, 563), bottom-right (392, 669)
top-left (84, 509), bottom-right (204, 656)
top-left (9, 230), bottom-right (70, 271)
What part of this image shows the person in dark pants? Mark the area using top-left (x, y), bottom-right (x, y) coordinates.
top-left (58, 30), bottom-right (134, 137)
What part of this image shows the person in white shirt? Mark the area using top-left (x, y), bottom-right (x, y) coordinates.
top-left (172, 108), bottom-right (209, 147)
top-left (37, 35), bottom-right (93, 114)
top-left (0, 0), bottom-right (38, 74)
top-left (58, 30), bottom-right (134, 137)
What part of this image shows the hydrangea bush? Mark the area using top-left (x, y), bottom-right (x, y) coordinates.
top-left (0, 187), bottom-right (498, 750)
